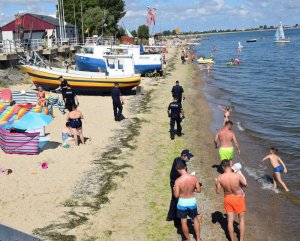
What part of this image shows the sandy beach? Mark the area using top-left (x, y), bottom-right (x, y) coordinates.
top-left (0, 45), bottom-right (255, 241)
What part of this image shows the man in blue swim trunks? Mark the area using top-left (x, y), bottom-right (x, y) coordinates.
top-left (173, 161), bottom-right (202, 241)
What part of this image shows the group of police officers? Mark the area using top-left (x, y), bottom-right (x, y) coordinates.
top-left (168, 80), bottom-right (185, 140)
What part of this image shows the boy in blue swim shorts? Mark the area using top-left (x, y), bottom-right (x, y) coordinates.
top-left (259, 147), bottom-right (289, 192)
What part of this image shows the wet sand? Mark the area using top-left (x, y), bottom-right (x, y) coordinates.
top-left (0, 45), bottom-right (257, 240)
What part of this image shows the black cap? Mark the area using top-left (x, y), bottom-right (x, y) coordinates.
top-left (181, 149), bottom-right (193, 159)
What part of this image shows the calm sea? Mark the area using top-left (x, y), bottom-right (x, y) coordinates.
top-left (195, 29), bottom-right (300, 240)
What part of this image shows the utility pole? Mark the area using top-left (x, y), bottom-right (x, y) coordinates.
top-left (81, 0), bottom-right (84, 44)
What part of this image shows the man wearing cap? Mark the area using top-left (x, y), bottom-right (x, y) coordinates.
top-left (171, 80), bottom-right (185, 104)
top-left (167, 149), bottom-right (193, 227)
top-left (168, 96), bottom-right (184, 140)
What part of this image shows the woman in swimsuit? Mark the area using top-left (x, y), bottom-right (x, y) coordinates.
top-left (66, 104), bottom-right (85, 146)
top-left (62, 122), bottom-right (74, 148)
top-left (259, 147), bottom-right (289, 192)
top-left (37, 86), bottom-right (46, 106)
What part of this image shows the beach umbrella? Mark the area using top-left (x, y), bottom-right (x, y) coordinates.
top-left (6, 112), bottom-right (53, 130)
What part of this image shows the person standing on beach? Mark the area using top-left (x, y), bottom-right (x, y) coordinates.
top-left (66, 104), bottom-right (85, 146)
top-left (171, 80), bottom-right (185, 104)
top-left (111, 83), bottom-right (124, 121)
top-left (168, 96), bottom-right (184, 140)
top-left (173, 161), bottom-right (202, 241)
top-left (259, 147), bottom-right (289, 192)
top-left (216, 160), bottom-right (247, 241)
top-left (54, 76), bottom-right (68, 103)
top-left (214, 121), bottom-right (240, 165)
top-left (64, 84), bottom-right (79, 112)
top-left (167, 149), bottom-right (194, 227)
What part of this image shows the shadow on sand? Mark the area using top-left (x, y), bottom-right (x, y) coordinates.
top-left (211, 211), bottom-right (240, 241)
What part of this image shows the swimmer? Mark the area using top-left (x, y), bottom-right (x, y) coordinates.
top-left (259, 147), bottom-right (289, 192)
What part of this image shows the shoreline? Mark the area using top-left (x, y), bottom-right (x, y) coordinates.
top-left (1, 42), bottom-right (293, 241)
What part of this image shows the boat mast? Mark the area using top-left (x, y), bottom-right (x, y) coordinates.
top-left (57, 0), bottom-right (63, 45)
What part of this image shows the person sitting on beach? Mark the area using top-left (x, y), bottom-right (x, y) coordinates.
top-left (214, 121), bottom-right (240, 165)
top-left (259, 147), bottom-right (289, 192)
top-left (62, 122), bottom-right (75, 148)
top-left (216, 160), bottom-right (247, 241)
top-left (37, 86), bottom-right (46, 106)
top-left (173, 161), bottom-right (202, 241)
top-left (66, 104), bottom-right (85, 146)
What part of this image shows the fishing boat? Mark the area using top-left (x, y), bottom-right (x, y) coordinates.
top-left (273, 22), bottom-right (290, 43)
top-left (197, 57), bottom-right (215, 65)
top-left (21, 55), bottom-right (141, 94)
top-left (246, 39), bottom-right (257, 43)
top-left (76, 44), bottom-right (163, 76)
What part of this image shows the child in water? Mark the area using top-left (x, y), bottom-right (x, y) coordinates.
top-left (259, 147), bottom-right (289, 192)
top-left (219, 105), bottom-right (234, 126)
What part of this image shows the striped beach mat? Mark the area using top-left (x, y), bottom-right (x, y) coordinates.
top-left (48, 95), bottom-right (65, 114)
top-left (0, 128), bottom-right (39, 155)
top-left (0, 224), bottom-right (43, 241)
top-left (0, 90), bottom-right (38, 104)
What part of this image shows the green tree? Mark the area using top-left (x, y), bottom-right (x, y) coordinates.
top-left (137, 25), bottom-right (149, 40)
top-left (131, 30), bottom-right (137, 38)
top-left (59, 0), bottom-right (126, 39)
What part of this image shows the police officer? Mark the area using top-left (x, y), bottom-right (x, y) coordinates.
top-left (111, 82), bottom-right (125, 121)
top-left (171, 80), bottom-right (185, 104)
top-left (64, 84), bottom-right (79, 112)
top-left (168, 96), bottom-right (184, 140)
top-left (166, 149), bottom-right (193, 227)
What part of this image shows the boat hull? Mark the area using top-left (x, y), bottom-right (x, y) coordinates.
top-left (75, 55), bottom-right (162, 76)
top-left (273, 40), bottom-right (291, 43)
top-left (21, 65), bottom-right (141, 94)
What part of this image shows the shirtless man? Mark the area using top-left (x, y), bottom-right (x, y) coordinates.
top-left (173, 161), bottom-right (202, 241)
top-left (259, 147), bottom-right (289, 192)
top-left (214, 120), bottom-right (240, 165)
top-left (216, 160), bottom-right (247, 241)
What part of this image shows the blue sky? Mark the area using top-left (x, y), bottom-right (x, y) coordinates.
top-left (1, 0), bottom-right (299, 32)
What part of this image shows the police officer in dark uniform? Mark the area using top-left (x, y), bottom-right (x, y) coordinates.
top-left (54, 76), bottom-right (68, 102)
top-left (166, 149), bottom-right (193, 227)
top-left (171, 80), bottom-right (185, 104)
top-left (64, 84), bottom-right (79, 111)
top-left (168, 96), bottom-right (184, 140)
top-left (111, 83), bottom-right (125, 121)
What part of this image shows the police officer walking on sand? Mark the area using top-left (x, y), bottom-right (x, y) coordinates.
top-left (111, 83), bottom-right (125, 121)
top-left (168, 96), bottom-right (184, 140)
top-left (171, 80), bottom-right (185, 104)
top-left (166, 149), bottom-right (194, 227)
